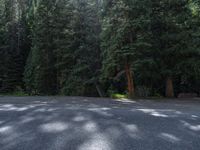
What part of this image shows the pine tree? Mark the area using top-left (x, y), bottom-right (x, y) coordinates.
top-left (101, 0), bottom-right (151, 97)
top-left (52, 0), bottom-right (75, 93)
top-left (0, 0), bottom-right (30, 93)
top-left (0, 0), bottom-right (6, 90)
top-left (0, 0), bottom-right (199, 97)
top-left (150, 0), bottom-right (200, 97)
top-left (62, 0), bottom-right (102, 96)
top-left (24, 0), bottom-right (57, 95)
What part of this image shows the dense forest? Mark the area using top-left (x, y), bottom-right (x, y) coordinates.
top-left (0, 0), bottom-right (200, 98)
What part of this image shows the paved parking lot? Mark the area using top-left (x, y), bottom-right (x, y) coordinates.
top-left (0, 96), bottom-right (200, 150)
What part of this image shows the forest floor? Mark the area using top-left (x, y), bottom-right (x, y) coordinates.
top-left (0, 96), bottom-right (200, 150)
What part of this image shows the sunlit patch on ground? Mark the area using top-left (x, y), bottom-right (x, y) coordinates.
top-left (0, 126), bottom-right (13, 134)
top-left (39, 122), bottom-right (69, 133)
top-left (78, 133), bottom-right (113, 150)
top-left (159, 133), bottom-right (181, 143)
top-left (115, 98), bottom-right (136, 104)
top-left (181, 120), bottom-right (200, 131)
top-left (83, 121), bottom-right (99, 133)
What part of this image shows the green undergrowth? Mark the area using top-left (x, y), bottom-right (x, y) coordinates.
top-left (111, 93), bottom-right (128, 99)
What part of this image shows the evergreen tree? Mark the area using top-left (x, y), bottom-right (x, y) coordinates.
top-left (150, 0), bottom-right (200, 97)
top-left (52, 0), bottom-right (75, 94)
top-left (24, 0), bottom-right (57, 95)
top-left (101, 0), bottom-right (151, 97)
top-left (0, 0), bottom-right (30, 93)
top-left (0, 0), bottom-right (199, 97)
top-left (62, 0), bottom-right (102, 96)
top-left (0, 0), bottom-right (6, 90)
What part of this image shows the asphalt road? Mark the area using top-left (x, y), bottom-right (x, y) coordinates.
top-left (0, 96), bottom-right (200, 150)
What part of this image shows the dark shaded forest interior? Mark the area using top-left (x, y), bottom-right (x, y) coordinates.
top-left (0, 0), bottom-right (200, 98)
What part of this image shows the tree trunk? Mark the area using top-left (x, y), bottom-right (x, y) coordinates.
top-left (125, 62), bottom-right (135, 98)
top-left (165, 77), bottom-right (174, 98)
top-left (95, 82), bottom-right (105, 97)
top-left (125, 23), bottom-right (135, 98)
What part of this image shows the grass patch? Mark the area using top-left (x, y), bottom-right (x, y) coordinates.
top-left (0, 91), bottom-right (28, 96)
top-left (111, 93), bottom-right (128, 99)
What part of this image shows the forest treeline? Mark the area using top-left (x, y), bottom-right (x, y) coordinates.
top-left (0, 0), bottom-right (200, 98)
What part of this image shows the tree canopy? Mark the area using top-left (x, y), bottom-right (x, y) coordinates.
top-left (0, 0), bottom-right (199, 98)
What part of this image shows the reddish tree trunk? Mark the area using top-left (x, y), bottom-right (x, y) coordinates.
top-left (165, 77), bottom-right (174, 97)
top-left (125, 62), bottom-right (135, 98)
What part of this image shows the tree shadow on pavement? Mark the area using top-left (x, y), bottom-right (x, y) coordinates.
top-left (0, 97), bottom-right (200, 150)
